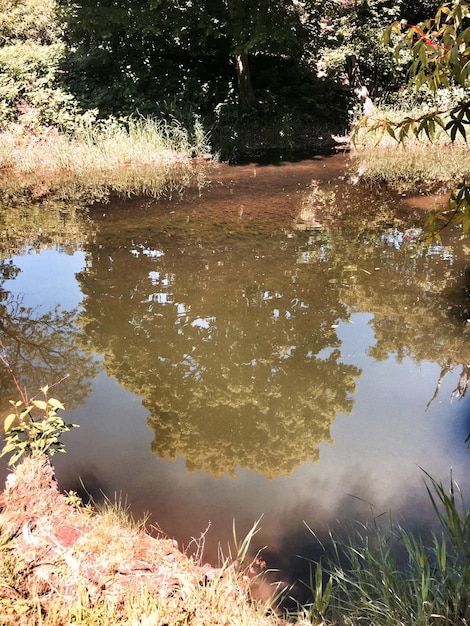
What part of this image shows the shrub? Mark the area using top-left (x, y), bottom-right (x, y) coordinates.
top-left (0, 385), bottom-right (78, 464)
top-left (0, 0), bottom-right (59, 46)
top-left (0, 42), bottom-right (95, 131)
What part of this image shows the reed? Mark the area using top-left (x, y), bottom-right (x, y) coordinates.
top-left (300, 471), bottom-right (470, 626)
top-left (352, 142), bottom-right (470, 188)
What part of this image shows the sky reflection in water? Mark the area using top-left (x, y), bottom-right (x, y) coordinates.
top-left (1, 171), bottom-right (470, 594)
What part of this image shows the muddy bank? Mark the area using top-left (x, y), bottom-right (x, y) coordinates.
top-left (0, 456), bottom-right (284, 625)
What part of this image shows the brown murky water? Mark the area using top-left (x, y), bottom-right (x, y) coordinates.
top-left (1, 153), bottom-right (469, 601)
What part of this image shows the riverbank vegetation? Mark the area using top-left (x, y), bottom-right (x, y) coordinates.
top-left (1, 1), bottom-right (468, 169)
top-left (298, 472), bottom-right (470, 625)
top-left (0, 378), bottom-right (282, 625)
top-left (0, 0), bottom-right (468, 232)
top-left (352, 0), bottom-right (470, 235)
top-left (0, 0), bottom-right (460, 170)
top-left (0, 455), bottom-right (283, 626)
top-left (0, 0), bottom-right (210, 202)
top-left (0, 116), bottom-right (210, 203)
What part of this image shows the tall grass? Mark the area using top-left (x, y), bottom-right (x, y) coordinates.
top-left (300, 471), bottom-right (470, 626)
top-left (352, 100), bottom-right (470, 189)
top-left (0, 116), bottom-right (211, 202)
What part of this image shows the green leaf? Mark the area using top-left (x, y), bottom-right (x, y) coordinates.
top-left (0, 442), bottom-right (16, 457)
top-left (32, 399), bottom-right (47, 411)
top-left (48, 397), bottom-right (65, 411)
top-left (4, 413), bottom-right (16, 432)
top-left (385, 124), bottom-right (396, 141)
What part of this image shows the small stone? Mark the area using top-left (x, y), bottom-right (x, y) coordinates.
top-left (115, 560), bottom-right (152, 575)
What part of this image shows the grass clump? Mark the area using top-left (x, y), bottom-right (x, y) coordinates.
top-left (0, 364), bottom-right (285, 626)
top-left (0, 115), bottom-right (211, 203)
top-left (297, 471), bottom-right (470, 626)
top-left (352, 96), bottom-right (470, 191)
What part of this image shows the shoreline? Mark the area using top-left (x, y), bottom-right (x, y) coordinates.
top-left (0, 455), bottom-right (287, 625)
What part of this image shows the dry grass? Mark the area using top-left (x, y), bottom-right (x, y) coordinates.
top-left (0, 117), bottom-right (210, 203)
top-left (351, 104), bottom-right (470, 189)
top-left (352, 141), bottom-right (470, 188)
top-left (0, 456), bottom-right (295, 626)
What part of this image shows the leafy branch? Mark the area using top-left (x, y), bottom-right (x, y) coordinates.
top-left (353, 0), bottom-right (470, 239)
top-left (0, 344), bottom-right (78, 465)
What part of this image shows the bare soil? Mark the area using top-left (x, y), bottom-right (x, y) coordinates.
top-left (0, 456), bottom-right (281, 625)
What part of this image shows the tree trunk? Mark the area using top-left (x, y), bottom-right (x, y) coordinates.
top-left (346, 54), bottom-right (376, 116)
top-left (226, 0), bottom-right (257, 110)
top-left (235, 51), bottom-right (256, 110)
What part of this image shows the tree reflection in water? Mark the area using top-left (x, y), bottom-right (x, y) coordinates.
top-left (77, 225), bottom-right (361, 478)
top-left (75, 196), bottom-right (470, 477)
top-left (0, 203), bottom-right (99, 415)
top-left (0, 292), bottom-right (98, 414)
top-left (2, 173), bottom-right (470, 480)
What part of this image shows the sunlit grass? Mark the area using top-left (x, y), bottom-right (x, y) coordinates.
top-left (352, 102), bottom-right (470, 189)
top-left (0, 578), bottom-right (283, 626)
top-left (352, 141), bottom-right (470, 188)
top-left (0, 116), bottom-right (211, 203)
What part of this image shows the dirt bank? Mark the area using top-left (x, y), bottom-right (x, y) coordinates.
top-left (0, 456), bottom-right (286, 625)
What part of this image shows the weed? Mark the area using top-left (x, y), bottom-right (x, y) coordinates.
top-left (0, 349), bottom-right (78, 464)
top-left (1, 388), bottom-right (78, 464)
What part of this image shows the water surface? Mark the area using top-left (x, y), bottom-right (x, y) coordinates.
top-left (1, 154), bottom-right (469, 599)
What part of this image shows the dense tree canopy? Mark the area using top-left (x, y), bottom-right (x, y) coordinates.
top-left (55, 0), bottom-right (317, 125)
top-left (52, 0), bottom-right (445, 149)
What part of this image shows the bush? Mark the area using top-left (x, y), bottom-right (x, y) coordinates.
top-left (0, 42), bottom-right (95, 132)
top-left (0, 0), bottom-right (59, 45)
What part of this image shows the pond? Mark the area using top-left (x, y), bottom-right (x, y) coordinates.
top-left (1, 153), bottom-right (470, 602)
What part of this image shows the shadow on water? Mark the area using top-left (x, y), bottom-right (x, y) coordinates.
top-left (1, 154), bottom-right (470, 605)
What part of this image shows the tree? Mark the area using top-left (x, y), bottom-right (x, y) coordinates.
top-left (224, 0), bottom-right (308, 109)
top-left (354, 0), bottom-right (470, 238)
top-left (56, 0), bottom-right (309, 117)
top-left (303, 0), bottom-right (443, 100)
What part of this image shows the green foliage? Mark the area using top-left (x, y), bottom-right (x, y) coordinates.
top-left (302, 472), bottom-right (470, 626)
top-left (63, 489), bottom-right (85, 508)
top-left (302, 0), bottom-right (441, 104)
top-left (0, 41), bottom-right (92, 131)
top-left (389, 1), bottom-right (470, 93)
top-left (354, 0), bottom-right (470, 238)
top-left (1, 385), bottom-right (78, 464)
top-left (55, 0), bottom-right (350, 145)
top-left (0, 0), bottom-right (59, 46)
top-left (0, 0), bottom-right (454, 158)
top-left (308, 0), bottom-right (401, 94)
top-left (0, 0), bottom-right (86, 133)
